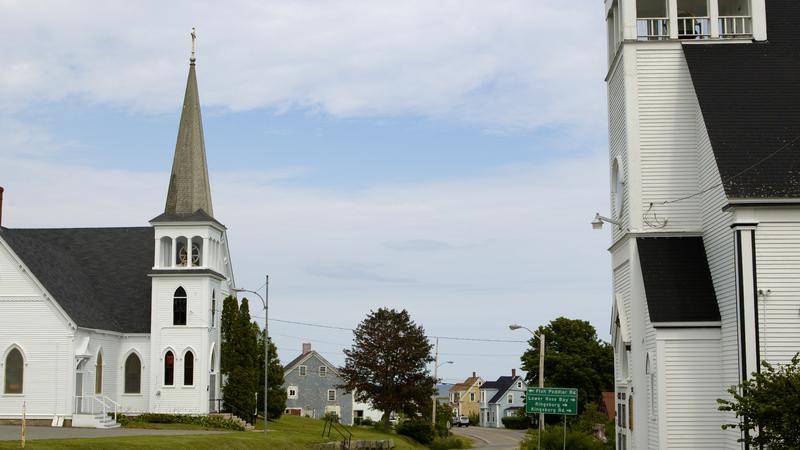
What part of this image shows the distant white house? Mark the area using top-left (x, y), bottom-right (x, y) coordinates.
top-left (603, 0), bottom-right (800, 447)
top-left (0, 54), bottom-right (233, 428)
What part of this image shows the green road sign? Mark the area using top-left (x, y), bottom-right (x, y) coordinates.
top-left (526, 387), bottom-right (578, 415)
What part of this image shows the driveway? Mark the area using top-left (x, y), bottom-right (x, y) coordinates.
top-left (0, 425), bottom-right (226, 441)
top-left (451, 426), bottom-right (527, 450)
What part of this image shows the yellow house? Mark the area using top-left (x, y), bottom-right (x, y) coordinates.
top-left (448, 372), bottom-right (483, 418)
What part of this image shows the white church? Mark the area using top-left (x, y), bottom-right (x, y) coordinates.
top-left (602, 0), bottom-right (800, 448)
top-left (0, 53), bottom-right (233, 427)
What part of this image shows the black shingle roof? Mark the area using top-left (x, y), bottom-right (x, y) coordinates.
top-left (684, 0), bottom-right (800, 199)
top-left (637, 237), bottom-right (720, 325)
top-left (482, 376), bottom-right (521, 404)
top-left (0, 227), bottom-right (154, 333)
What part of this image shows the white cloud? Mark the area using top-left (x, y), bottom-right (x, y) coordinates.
top-left (0, 0), bottom-right (607, 131)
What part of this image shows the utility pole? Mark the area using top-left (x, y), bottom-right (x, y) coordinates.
top-left (432, 337), bottom-right (439, 426)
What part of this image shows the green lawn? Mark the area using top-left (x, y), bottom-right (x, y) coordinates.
top-left (0, 415), bottom-right (428, 450)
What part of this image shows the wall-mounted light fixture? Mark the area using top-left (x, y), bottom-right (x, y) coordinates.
top-left (591, 213), bottom-right (623, 230)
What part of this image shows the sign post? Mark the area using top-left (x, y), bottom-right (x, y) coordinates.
top-left (526, 387), bottom-right (578, 450)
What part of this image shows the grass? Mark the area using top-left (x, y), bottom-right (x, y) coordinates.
top-left (0, 415), bottom-right (429, 450)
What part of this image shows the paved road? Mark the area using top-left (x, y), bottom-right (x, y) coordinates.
top-left (0, 425), bottom-right (226, 441)
top-left (451, 426), bottom-right (527, 450)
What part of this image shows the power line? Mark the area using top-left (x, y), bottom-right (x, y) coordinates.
top-left (268, 317), bottom-right (527, 344)
top-left (662, 134), bottom-right (800, 206)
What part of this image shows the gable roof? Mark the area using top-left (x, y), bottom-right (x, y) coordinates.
top-left (683, 0), bottom-right (800, 199)
top-left (637, 237), bottom-right (720, 325)
top-left (0, 227), bottom-right (154, 333)
top-left (449, 376), bottom-right (480, 393)
top-left (283, 350), bottom-right (341, 376)
top-left (482, 376), bottom-right (523, 404)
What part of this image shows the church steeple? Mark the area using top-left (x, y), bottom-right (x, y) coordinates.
top-left (163, 29), bottom-right (214, 219)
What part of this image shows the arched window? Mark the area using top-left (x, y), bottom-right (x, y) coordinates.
top-left (211, 290), bottom-right (216, 328)
top-left (95, 351), bottom-right (103, 394)
top-left (124, 353), bottom-right (142, 394)
top-left (611, 158), bottom-right (624, 218)
top-left (184, 351), bottom-right (194, 386)
top-left (4, 348), bottom-right (23, 394)
top-left (173, 287), bottom-right (187, 326)
top-left (164, 351), bottom-right (175, 386)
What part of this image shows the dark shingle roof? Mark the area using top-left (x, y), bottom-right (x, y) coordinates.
top-left (683, 0), bottom-right (800, 199)
top-left (637, 237), bottom-right (720, 324)
top-left (483, 376), bottom-right (520, 404)
top-left (0, 227), bottom-right (154, 333)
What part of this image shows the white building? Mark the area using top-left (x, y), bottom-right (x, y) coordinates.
top-left (602, 0), bottom-right (800, 448)
top-left (0, 53), bottom-right (234, 427)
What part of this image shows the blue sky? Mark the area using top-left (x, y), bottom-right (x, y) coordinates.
top-left (0, 0), bottom-right (612, 384)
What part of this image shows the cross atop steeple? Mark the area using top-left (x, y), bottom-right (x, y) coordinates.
top-left (190, 27), bottom-right (196, 64)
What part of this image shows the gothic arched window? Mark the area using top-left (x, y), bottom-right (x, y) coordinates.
top-left (95, 351), bottom-right (103, 394)
top-left (211, 290), bottom-right (216, 328)
top-left (184, 351), bottom-right (194, 386)
top-left (124, 353), bottom-right (142, 394)
top-left (164, 351), bottom-right (175, 386)
top-left (4, 348), bottom-right (23, 394)
top-left (173, 287), bottom-right (187, 326)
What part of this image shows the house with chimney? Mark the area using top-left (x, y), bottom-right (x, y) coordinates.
top-left (602, 0), bottom-right (800, 447)
top-left (0, 48), bottom-right (234, 427)
top-left (478, 369), bottom-right (527, 428)
top-left (448, 372), bottom-right (483, 419)
top-left (282, 343), bottom-right (382, 425)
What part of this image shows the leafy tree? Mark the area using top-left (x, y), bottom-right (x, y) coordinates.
top-left (221, 297), bottom-right (258, 423)
top-left (220, 295), bottom-right (239, 374)
top-left (253, 325), bottom-right (287, 420)
top-left (340, 308), bottom-right (436, 432)
top-left (520, 317), bottom-right (613, 413)
top-left (718, 354), bottom-right (800, 449)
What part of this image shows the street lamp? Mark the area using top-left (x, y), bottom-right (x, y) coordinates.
top-left (432, 358), bottom-right (453, 427)
top-left (591, 213), bottom-right (623, 230)
top-left (510, 324), bottom-right (545, 438)
top-left (232, 274), bottom-right (269, 437)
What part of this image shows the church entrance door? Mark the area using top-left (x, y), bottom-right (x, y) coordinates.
top-left (209, 373), bottom-right (217, 412)
top-left (75, 360), bottom-right (87, 414)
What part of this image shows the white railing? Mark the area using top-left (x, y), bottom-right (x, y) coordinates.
top-left (637, 18), bottom-right (669, 40)
top-left (719, 16), bottom-right (752, 37)
top-left (678, 17), bottom-right (710, 39)
top-left (74, 395), bottom-right (119, 421)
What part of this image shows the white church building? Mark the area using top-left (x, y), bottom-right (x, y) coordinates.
top-left (602, 0), bottom-right (800, 448)
top-left (0, 53), bottom-right (233, 427)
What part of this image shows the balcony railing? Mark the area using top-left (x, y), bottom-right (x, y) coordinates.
top-left (678, 17), bottom-right (711, 39)
top-left (637, 18), bottom-right (669, 40)
top-left (719, 16), bottom-right (752, 37)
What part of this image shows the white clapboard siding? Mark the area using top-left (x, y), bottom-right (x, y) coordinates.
top-left (697, 109), bottom-right (740, 448)
top-left (608, 57), bottom-right (630, 242)
top-left (0, 298), bottom-right (74, 418)
top-left (755, 223), bottom-right (800, 365)
top-left (663, 339), bottom-right (724, 448)
top-left (636, 46), bottom-right (702, 232)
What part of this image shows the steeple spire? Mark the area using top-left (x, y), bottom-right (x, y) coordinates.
top-left (163, 28), bottom-right (214, 218)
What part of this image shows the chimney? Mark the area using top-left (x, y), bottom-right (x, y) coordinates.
top-left (512, 368), bottom-right (516, 378)
top-left (0, 186), bottom-right (4, 228)
top-left (472, 371), bottom-right (476, 378)
top-left (302, 343), bottom-right (312, 354)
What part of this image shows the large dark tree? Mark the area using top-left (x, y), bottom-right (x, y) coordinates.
top-left (340, 308), bottom-right (436, 431)
top-left (254, 324), bottom-right (287, 420)
top-left (718, 354), bottom-right (800, 449)
top-left (221, 297), bottom-right (259, 423)
top-left (520, 317), bottom-right (613, 413)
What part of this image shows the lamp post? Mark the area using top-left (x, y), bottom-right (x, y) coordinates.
top-left (432, 339), bottom-right (453, 427)
top-left (233, 274), bottom-right (269, 437)
top-left (510, 324), bottom-right (545, 439)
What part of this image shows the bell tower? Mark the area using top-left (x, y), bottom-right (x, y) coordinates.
top-left (148, 30), bottom-right (231, 414)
